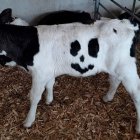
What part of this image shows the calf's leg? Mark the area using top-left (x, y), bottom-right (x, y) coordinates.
top-left (24, 72), bottom-right (47, 128)
top-left (45, 78), bottom-right (55, 105)
top-left (103, 75), bottom-right (121, 102)
top-left (120, 62), bottom-right (140, 133)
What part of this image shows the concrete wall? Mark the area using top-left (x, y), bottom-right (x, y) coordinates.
top-left (0, 0), bottom-right (139, 24)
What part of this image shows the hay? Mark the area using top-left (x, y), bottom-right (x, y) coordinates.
top-left (0, 47), bottom-right (140, 139)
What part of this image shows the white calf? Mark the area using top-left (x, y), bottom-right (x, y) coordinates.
top-left (23, 19), bottom-right (140, 133)
top-left (0, 18), bottom-right (139, 132)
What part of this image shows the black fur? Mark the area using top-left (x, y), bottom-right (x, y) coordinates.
top-left (113, 28), bottom-right (117, 33)
top-left (88, 64), bottom-right (94, 70)
top-left (0, 24), bottom-right (39, 69)
top-left (37, 10), bottom-right (93, 25)
top-left (71, 63), bottom-right (94, 74)
top-left (130, 30), bottom-right (140, 57)
top-left (118, 10), bottom-right (140, 26)
top-left (70, 40), bottom-right (81, 56)
top-left (88, 38), bottom-right (99, 58)
top-left (0, 8), bottom-right (14, 24)
top-left (0, 55), bottom-right (12, 66)
top-left (118, 12), bottom-right (131, 20)
top-left (119, 11), bottom-right (140, 50)
top-left (130, 18), bottom-right (139, 27)
top-left (80, 55), bottom-right (84, 62)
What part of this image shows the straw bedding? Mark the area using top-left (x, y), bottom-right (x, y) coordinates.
top-left (0, 47), bottom-right (140, 139)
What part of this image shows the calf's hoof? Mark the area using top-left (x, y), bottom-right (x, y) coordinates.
top-left (23, 121), bottom-right (33, 128)
top-left (103, 95), bottom-right (113, 102)
top-left (46, 101), bottom-right (52, 105)
top-left (46, 97), bottom-right (53, 105)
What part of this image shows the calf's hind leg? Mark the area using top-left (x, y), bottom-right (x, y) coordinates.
top-left (121, 62), bottom-right (140, 133)
top-left (103, 75), bottom-right (121, 102)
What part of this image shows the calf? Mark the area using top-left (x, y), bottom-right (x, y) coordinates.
top-left (0, 19), bottom-right (140, 133)
top-left (0, 8), bottom-right (29, 67)
top-left (1, 10), bottom-right (92, 67)
top-left (0, 8), bottom-right (29, 26)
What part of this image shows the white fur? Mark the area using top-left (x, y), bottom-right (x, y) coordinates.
top-left (0, 50), bottom-right (7, 55)
top-left (5, 61), bottom-right (17, 66)
top-left (10, 18), bottom-right (29, 26)
top-left (8, 19), bottom-right (139, 132)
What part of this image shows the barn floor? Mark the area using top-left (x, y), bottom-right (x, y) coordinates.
top-left (0, 50), bottom-right (140, 140)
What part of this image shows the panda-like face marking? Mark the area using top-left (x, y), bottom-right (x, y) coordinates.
top-left (80, 55), bottom-right (84, 62)
top-left (70, 39), bottom-right (97, 74)
top-left (70, 40), bottom-right (81, 56)
top-left (71, 63), bottom-right (94, 74)
top-left (88, 38), bottom-right (99, 58)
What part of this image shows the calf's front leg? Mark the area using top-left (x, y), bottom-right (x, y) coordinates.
top-left (120, 62), bottom-right (140, 133)
top-left (23, 72), bottom-right (47, 128)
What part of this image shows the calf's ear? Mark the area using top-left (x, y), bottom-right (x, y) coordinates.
top-left (0, 8), bottom-right (13, 24)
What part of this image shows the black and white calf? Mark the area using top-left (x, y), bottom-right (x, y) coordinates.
top-left (0, 10), bottom-right (92, 67)
top-left (0, 19), bottom-right (140, 133)
top-left (0, 8), bottom-right (29, 26)
top-left (0, 8), bottom-right (29, 67)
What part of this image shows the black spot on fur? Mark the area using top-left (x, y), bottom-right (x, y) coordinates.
top-left (130, 30), bottom-right (139, 57)
top-left (71, 63), bottom-right (88, 74)
top-left (129, 18), bottom-right (139, 27)
top-left (71, 63), bottom-right (94, 74)
top-left (80, 55), bottom-right (84, 62)
top-left (118, 11), bottom-right (131, 20)
top-left (88, 65), bottom-right (94, 70)
top-left (0, 24), bottom-right (39, 69)
top-left (88, 38), bottom-right (99, 57)
top-left (113, 28), bottom-right (117, 33)
top-left (70, 40), bottom-right (81, 56)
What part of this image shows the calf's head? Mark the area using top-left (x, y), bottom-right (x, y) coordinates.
top-left (0, 8), bottom-right (29, 26)
top-left (0, 8), bottom-right (13, 24)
